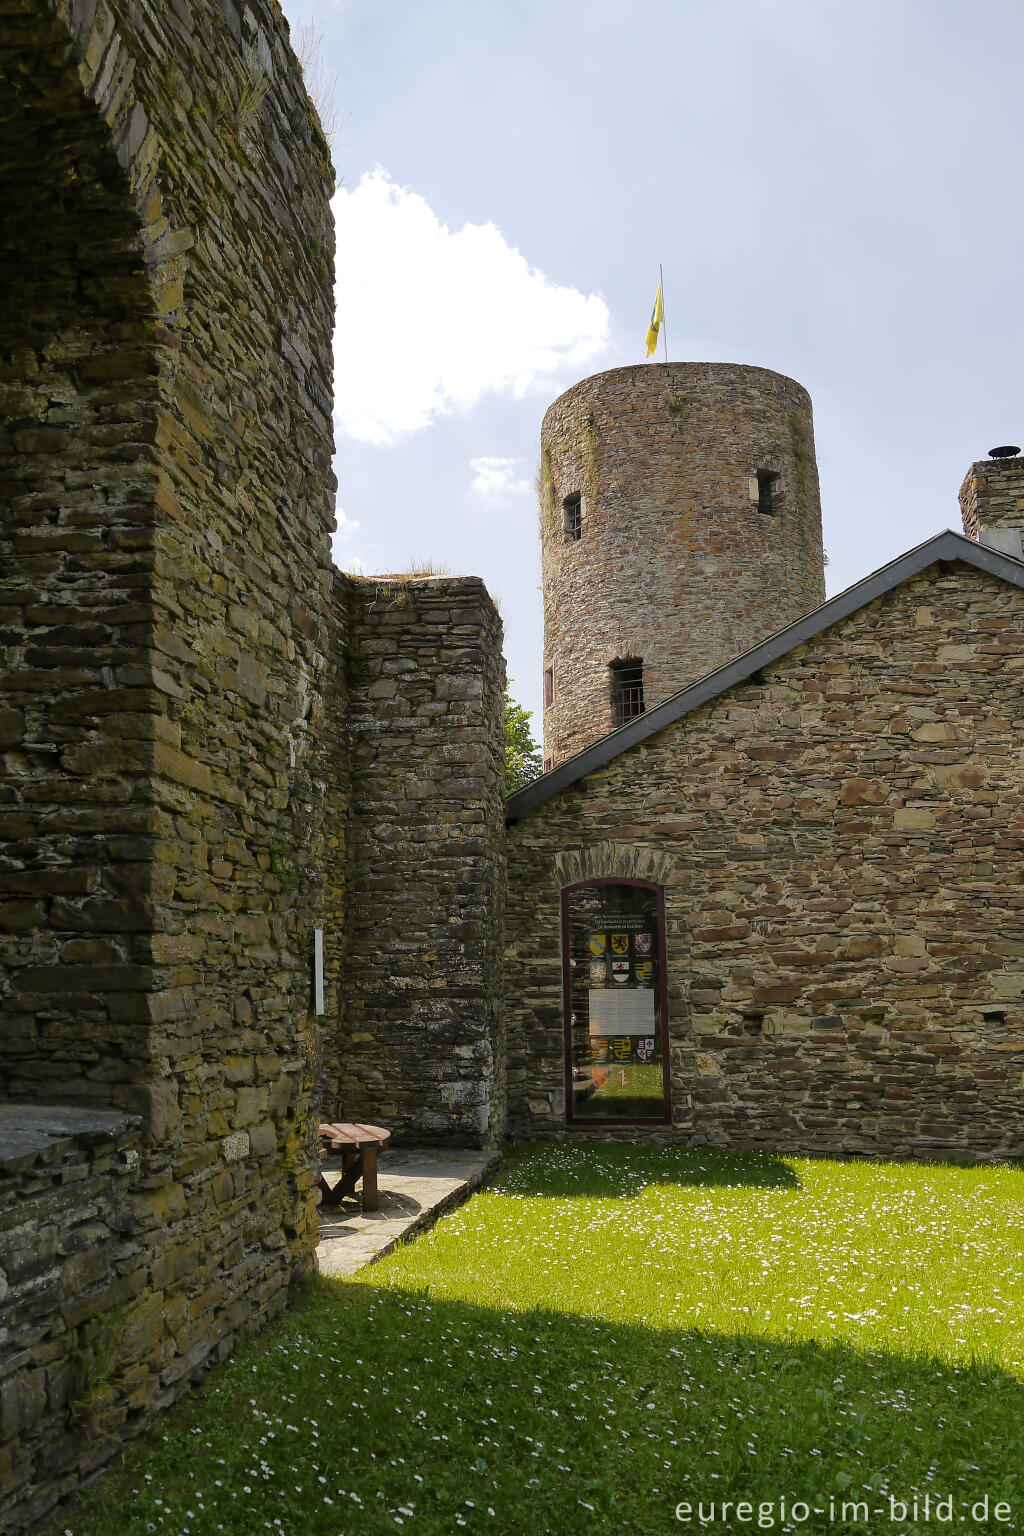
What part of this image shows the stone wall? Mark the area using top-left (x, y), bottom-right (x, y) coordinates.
top-left (0, 0), bottom-right (168, 1100)
top-left (506, 561), bottom-right (1024, 1159)
top-left (314, 570), bottom-right (352, 1124)
top-left (0, 1107), bottom-right (142, 1528)
top-left (0, 1), bottom-right (336, 1526)
top-left (959, 455), bottom-right (1024, 545)
top-left (540, 363), bottom-right (825, 766)
top-left (320, 573), bottom-right (507, 1146)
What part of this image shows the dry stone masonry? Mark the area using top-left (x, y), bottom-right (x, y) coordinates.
top-left (319, 573), bottom-right (507, 1147)
top-left (506, 559), bottom-right (1024, 1158)
top-left (959, 453), bottom-right (1024, 556)
top-left (0, 7), bottom-right (511, 1518)
top-left (540, 363), bottom-right (825, 766)
top-left (1, 0), bottom-right (336, 1524)
top-left (0, 1107), bottom-right (143, 1509)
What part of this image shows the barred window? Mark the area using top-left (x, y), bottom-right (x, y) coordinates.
top-left (563, 494), bottom-right (582, 540)
top-left (757, 469), bottom-right (780, 515)
top-left (610, 658), bottom-right (645, 726)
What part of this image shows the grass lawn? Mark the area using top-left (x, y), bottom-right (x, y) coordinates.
top-left (60, 1145), bottom-right (1024, 1536)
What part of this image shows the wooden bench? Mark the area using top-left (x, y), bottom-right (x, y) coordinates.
top-left (317, 1122), bottom-right (391, 1211)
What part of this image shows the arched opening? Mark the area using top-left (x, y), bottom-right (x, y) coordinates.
top-left (561, 878), bottom-right (671, 1124)
top-left (0, 7), bottom-right (162, 1106)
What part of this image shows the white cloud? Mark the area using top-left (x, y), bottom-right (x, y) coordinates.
top-left (333, 505), bottom-right (360, 537)
top-left (332, 168), bottom-right (609, 443)
top-left (469, 456), bottom-right (531, 496)
top-left (330, 506), bottom-right (362, 570)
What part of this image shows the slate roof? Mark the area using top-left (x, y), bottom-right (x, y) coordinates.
top-left (505, 530), bottom-right (1024, 821)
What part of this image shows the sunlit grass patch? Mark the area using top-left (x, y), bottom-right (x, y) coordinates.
top-left (387, 1144), bottom-right (1024, 1370)
top-left (59, 1145), bottom-right (1024, 1536)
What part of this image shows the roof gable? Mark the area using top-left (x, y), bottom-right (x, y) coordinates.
top-left (506, 530), bottom-right (1024, 820)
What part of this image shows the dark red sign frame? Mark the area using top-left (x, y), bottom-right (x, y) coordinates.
top-left (561, 876), bottom-right (672, 1127)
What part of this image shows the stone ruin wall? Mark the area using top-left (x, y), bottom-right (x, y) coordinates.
top-left (314, 568), bottom-right (352, 1125)
top-left (507, 561), bottom-right (1024, 1159)
top-left (0, 1108), bottom-right (144, 1510)
top-left (0, 0), bottom-right (336, 1525)
top-left (318, 572), bottom-right (508, 1148)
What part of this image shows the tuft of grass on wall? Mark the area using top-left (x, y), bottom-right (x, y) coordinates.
top-left (664, 388), bottom-right (688, 427)
top-left (294, 22), bottom-right (339, 152)
top-left (212, 43), bottom-right (271, 160)
top-left (537, 441), bottom-right (555, 527)
top-left (789, 409), bottom-right (813, 502)
top-left (391, 559), bottom-right (455, 577)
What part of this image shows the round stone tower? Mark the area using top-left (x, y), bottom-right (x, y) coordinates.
top-left (540, 361), bottom-right (826, 766)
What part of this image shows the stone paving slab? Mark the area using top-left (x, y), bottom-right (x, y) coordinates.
top-left (316, 1146), bottom-right (501, 1277)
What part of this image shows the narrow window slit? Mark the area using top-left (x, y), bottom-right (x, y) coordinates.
top-left (610, 658), bottom-right (645, 726)
top-left (756, 470), bottom-right (780, 515)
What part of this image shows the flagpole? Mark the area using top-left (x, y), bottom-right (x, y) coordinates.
top-left (660, 262), bottom-right (668, 363)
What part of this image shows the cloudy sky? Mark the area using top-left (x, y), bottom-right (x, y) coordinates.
top-left (279, 0), bottom-right (1024, 727)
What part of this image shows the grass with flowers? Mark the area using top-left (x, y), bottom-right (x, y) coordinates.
top-left (60, 1144), bottom-right (1024, 1536)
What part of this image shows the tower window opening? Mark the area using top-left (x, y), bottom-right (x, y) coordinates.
top-left (610, 658), bottom-right (645, 726)
top-left (543, 666), bottom-right (554, 709)
top-left (563, 494), bottom-right (582, 540)
top-left (756, 470), bottom-right (780, 515)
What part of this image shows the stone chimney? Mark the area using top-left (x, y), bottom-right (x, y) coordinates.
top-left (959, 446), bottom-right (1024, 558)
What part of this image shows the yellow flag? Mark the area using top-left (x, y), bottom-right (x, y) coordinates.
top-left (645, 279), bottom-right (664, 358)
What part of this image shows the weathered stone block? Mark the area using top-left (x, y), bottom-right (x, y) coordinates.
top-left (0, 709), bottom-right (24, 747)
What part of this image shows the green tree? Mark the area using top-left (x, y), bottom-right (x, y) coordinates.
top-left (504, 682), bottom-right (543, 794)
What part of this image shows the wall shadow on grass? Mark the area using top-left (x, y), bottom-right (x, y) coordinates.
top-left (63, 1275), bottom-right (1024, 1536)
top-left (497, 1141), bottom-right (803, 1199)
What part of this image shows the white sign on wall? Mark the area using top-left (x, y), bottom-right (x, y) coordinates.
top-left (313, 928), bottom-right (325, 1016)
top-left (588, 988), bottom-right (656, 1034)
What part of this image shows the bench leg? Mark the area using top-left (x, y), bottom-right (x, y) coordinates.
top-left (334, 1149), bottom-right (362, 1200)
top-left (320, 1162), bottom-right (356, 1206)
top-left (361, 1146), bottom-right (379, 1211)
top-left (317, 1145), bottom-right (384, 1211)
top-left (319, 1171), bottom-right (342, 1206)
